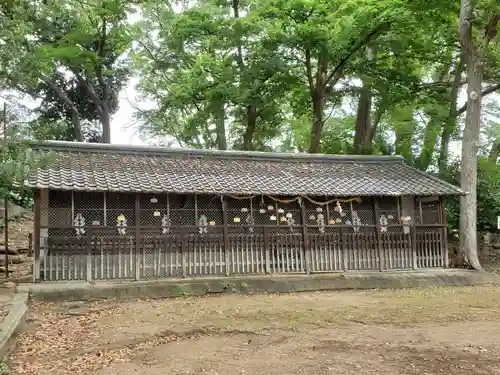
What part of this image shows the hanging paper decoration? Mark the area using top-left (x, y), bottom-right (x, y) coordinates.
top-left (161, 214), bottom-right (171, 234)
top-left (270, 215), bottom-right (277, 221)
top-left (388, 214), bottom-right (394, 220)
top-left (328, 219), bottom-right (336, 225)
top-left (317, 213), bottom-right (325, 234)
top-left (259, 208), bottom-right (266, 214)
top-left (309, 214), bottom-right (315, 221)
top-left (233, 217), bottom-right (241, 223)
top-left (280, 216), bottom-right (287, 222)
top-left (352, 211), bottom-right (362, 233)
top-left (340, 211), bottom-right (346, 217)
top-left (198, 214), bottom-right (208, 234)
top-left (379, 214), bottom-right (388, 233)
top-left (278, 208), bottom-right (284, 214)
top-left (401, 216), bottom-right (412, 235)
top-left (153, 211), bottom-right (161, 217)
top-left (209, 220), bottom-right (216, 226)
top-left (92, 220), bottom-right (100, 226)
top-left (241, 207), bottom-right (248, 213)
top-left (335, 218), bottom-right (341, 223)
top-left (150, 197), bottom-right (158, 203)
top-left (117, 214), bottom-right (128, 236)
top-left (345, 220), bottom-right (352, 225)
top-left (267, 205), bottom-right (274, 211)
top-left (245, 214), bottom-right (254, 233)
top-left (316, 207), bottom-right (323, 212)
top-left (286, 213), bottom-right (293, 218)
top-left (334, 201), bottom-right (343, 214)
top-left (73, 213), bottom-right (86, 237)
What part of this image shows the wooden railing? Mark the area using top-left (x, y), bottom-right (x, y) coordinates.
top-left (38, 224), bottom-right (447, 281)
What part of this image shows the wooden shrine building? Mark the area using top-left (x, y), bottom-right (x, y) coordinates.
top-left (26, 141), bottom-right (465, 282)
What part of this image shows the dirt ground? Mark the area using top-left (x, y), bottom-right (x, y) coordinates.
top-left (8, 285), bottom-right (500, 375)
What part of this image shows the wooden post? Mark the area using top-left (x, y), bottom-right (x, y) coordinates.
top-left (134, 193), bottom-right (141, 280)
top-left (222, 196), bottom-right (230, 276)
top-left (340, 226), bottom-right (346, 271)
top-left (299, 199), bottom-right (310, 274)
top-left (33, 190), bottom-right (41, 282)
top-left (86, 226), bottom-right (92, 282)
top-left (440, 197), bottom-right (449, 268)
top-left (373, 197), bottom-right (384, 271)
top-left (181, 227), bottom-right (187, 277)
top-left (263, 226), bottom-right (270, 273)
top-left (411, 223), bottom-right (417, 269)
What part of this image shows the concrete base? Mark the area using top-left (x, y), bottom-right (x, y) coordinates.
top-left (0, 293), bottom-right (28, 359)
top-left (17, 269), bottom-right (500, 302)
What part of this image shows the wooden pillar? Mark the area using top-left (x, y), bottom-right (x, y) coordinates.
top-left (411, 222), bottom-right (417, 270)
top-left (373, 197), bottom-right (384, 271)
top-left (440, 197), bottom-right (449, 268)
top-left (134, 193), bottom-right (141, 280)
top-left (33, 189), bottom-right (41, 282)
top-left (299, 199), bottom-right (310, 274)
top-left (222, 196), bottom-right (230, 276)
top-left (86, 225), bottom-right (93, 282)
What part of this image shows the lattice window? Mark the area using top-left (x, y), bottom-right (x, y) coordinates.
top-left (105, 192), bottom-right (135, 228)
top-left (140, 193), bottom-right (168, 235)
top-left (74, 192), bottom-right (105, 228)
top-left (378, 196), bottom-right (399, 233)
top-left (419, 197), bottom-right (441, 224)
top-left (169, 193), bottom-right (196, 226)
top-left (197, 194), bottom-right (223, 235)
top-left (48, 190), bottom-right (72, 237)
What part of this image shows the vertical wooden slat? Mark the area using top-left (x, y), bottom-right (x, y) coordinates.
top-left (222, 197), bottom-right (230, 276)
top-left (33, 190), bottom-right (41, 282)
top-left (340, 227), bottom-right (346, 271)
top-left (134, 194), bottom-right (141, 280)
top-left (86, 228), bottom-right (92, 282)
top-left (373, 198), bottom-right (383, 271)
top-left (440, 197), bottom-right (449, 268)
top-left (299, 201), bottom-right (310, 274)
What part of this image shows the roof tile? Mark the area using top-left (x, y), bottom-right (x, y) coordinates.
top-left (26, 141), bottom-right (466, 196)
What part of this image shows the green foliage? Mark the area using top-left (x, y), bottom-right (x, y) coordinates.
top-left (442, 158), bottom-right (500, 232)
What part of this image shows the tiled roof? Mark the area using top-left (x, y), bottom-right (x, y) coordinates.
top-left (26, 141), bottom-right (466, 196)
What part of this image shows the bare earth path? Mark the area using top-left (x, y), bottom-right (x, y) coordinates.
top-left (9, 286), bottom-right (500, 374)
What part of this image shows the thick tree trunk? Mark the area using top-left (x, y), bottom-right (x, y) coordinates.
top-left (353, 84), bottom-right (372, 154)
top-left (308, 53), bottom-right (328, 154)
top-left (459, 53), bottom-right (482, 270)
top-left (459, 0), bottom-right (481, 270)
top-left (100, 105), bottom-right (111, 143)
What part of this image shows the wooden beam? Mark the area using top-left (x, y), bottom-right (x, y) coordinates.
top-left (222, 196), bottom-right (230, 276)
top-left (373, 197), bottom-right (384, 271)
top-left (33, 189), bottom-right (41, 282)
top-left (440, 197), bottom-right (449, 268)
top-left (135, 193), bottom-right (141, 280)
top-left (299, 199), bottom-right (310, 274)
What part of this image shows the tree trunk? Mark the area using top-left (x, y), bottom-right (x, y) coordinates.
top-left (242, 105), bottom-right (257, 151)
top-left (100, 104), bottom-right (111, 143)
top-left (353, 84), bottom-right (372, 154)
top-left (308, 53), bottom-right (328, 154)
top-left (215, 102), bottom-right (227, 150)
top-left (438, 54), bottom-right (465, 175)
top-left (459, 0), bottom-right (481, 270)
top-left (44, 79), bottom-right (83, 141)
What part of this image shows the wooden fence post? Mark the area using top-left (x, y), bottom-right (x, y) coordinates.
top-left (440, 197), bottom-right (449, 268)
top-left (222, 196), bottom-right (230, 276)
top-left (33, 190), bottom-right (41, 282)
top-left (263, 227), bottom-right (270, 274)
top-left (299, 200), bottom-right (310, 274)
top-left (134, 194), bottom-right (141, 280)
top-left (86, 226), bottom-right (93, 283)
top-left (411, 224), bottom-right (417, 269)
top-left (340, 226), bottom-right (347, 271)
top-left (373, 197), bottom-right (384, 271)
